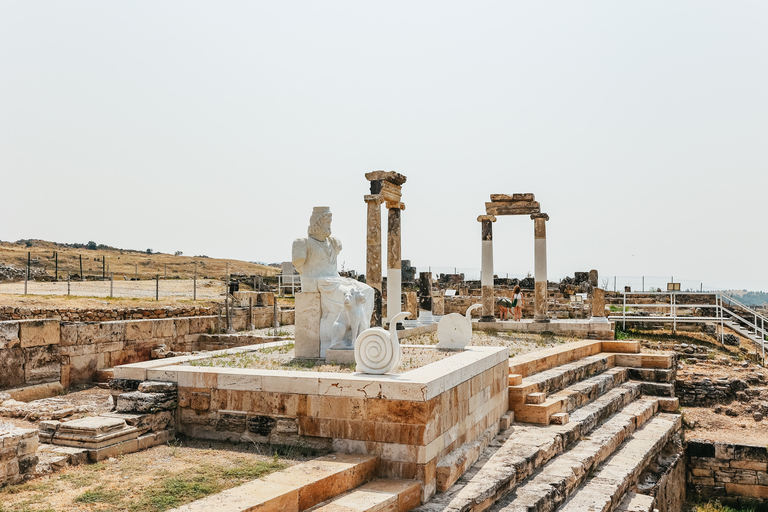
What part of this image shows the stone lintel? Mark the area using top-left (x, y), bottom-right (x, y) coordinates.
top-left (385, 201), bottom-right (405, 210)
top-left (530, 213), bottom-right (550, 221)
top-left (364, 194), bottom-right (384, 204)
top-left (365, 171), bottom-right (407, 186)
top-left (485, 202), bottom-right (540, 216)
top-left (379, 180), bottom-right (402, 203)
top-left (477, 215), bottom-right (497, 222)
top-left (490, 193), bottom-right (535, 202)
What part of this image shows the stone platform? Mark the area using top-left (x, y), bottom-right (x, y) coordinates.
top-left (473, 318), bottom-right (614, 339)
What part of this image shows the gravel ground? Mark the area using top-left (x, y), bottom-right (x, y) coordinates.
top-left (0, 278), bottom-right (226, 300)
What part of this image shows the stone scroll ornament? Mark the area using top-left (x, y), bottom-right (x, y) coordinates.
top-left (354, 312), bottom-right (409, 374)
top-left (436, 304), bottom-right (482, 349)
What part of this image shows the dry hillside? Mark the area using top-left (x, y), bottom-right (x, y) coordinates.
top-left (0, 239), bottom-right (279, 281)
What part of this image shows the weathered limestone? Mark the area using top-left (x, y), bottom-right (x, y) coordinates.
top-left (365, 195), bottom-right (384, 326)
top-left (365, 172), bottom-right (407, 327)
top-left (478, 215), bottom-right (496, 322)
top-left (531, 213), bottom-right (550, 322)
top-left (591, 287), bottom-right (609, 323)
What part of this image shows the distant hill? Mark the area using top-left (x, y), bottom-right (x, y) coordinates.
top-left (0, 239), bottom-right (279, 280)
top-left (723, 290), bottom-right (768, 306)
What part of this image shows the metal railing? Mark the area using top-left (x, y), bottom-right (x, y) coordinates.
top-left (607, 291), bottom-right (767, 360)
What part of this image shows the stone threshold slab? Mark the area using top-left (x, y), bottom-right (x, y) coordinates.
top-left (507, 340), bottom-right (640, 378)
top-left (114, 345), bottom-right (509, 402)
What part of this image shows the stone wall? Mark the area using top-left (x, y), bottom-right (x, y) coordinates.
top-left (0, 306), bottom-right (217, 322)
top-left (0, 426), bottom-right (38, 487)
top-left (688, 440), bottom-right (768, 506)
top-left (0, 307), bottom-right (295, 391)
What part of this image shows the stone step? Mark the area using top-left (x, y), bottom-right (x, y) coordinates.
top-left (488, 397), bottom-right (660, 512)
top-left (413, 383), bottom-right (642, 512)
top-left (556, 413), bottom-right (682, 512)
top-left (615, 492), bottom-right (655, 512)
top-left (166, 453), bottom-right (379, 512)
top-left (509, 355), bottom-right (615, 407)
top-left (513, 368), bottom-right (628, 424)
top-left (308, 479), bottom-right (421, 512)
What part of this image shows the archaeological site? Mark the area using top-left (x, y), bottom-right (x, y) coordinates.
top-left (1, 174), bottom-right (767, 512)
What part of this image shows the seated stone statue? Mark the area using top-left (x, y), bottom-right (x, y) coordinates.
top-left (292, 207), bottom-right (374, 357)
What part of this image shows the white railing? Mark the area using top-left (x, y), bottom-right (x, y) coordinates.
top-left (607, 291), bottom-right (767, 360)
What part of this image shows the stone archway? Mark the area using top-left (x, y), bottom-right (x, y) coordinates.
top-left (479, 193), bottom-right (550, 323)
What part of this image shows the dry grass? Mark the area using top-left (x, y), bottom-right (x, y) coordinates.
top-left (0, 239), bottom-right (278, 281)
top-left (0, 438), bottom-right (303, 512)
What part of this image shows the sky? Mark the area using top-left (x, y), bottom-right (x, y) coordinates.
top-left (1, 2), bottom-right (767, 292)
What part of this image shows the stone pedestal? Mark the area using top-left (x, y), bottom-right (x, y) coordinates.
top-left (325, 348), bottom-right (355, 365)
top-left (532, 214), bottom-right (550, 323)
top-left (432, 295), bottom-right (445, 316)
top-left (295, 292), bottom-right (321, 358)
top-left (478, 215), bottom-right (497, 322)
top-left (590, 288), bottom-right (610, 323)
top-left (403, 291), bottom-right (418, 322)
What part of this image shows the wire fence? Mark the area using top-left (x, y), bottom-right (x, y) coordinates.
top-left (0, 277), bottom-right (227, 300)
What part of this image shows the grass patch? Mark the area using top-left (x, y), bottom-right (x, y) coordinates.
top-left (74, 485), bottom-right (125, 504)
top-left (692, 501), bottom-right (756, 512)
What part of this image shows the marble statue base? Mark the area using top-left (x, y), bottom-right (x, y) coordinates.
top-left (326, 348), bottom-right (355, 365)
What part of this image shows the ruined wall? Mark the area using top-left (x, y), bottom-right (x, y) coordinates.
top-left (688, 440), bottom-right (768, 507)
top-left (0, 307), bottom-right (295, 391)
top-left (0, 306), bottom-right (216, 322)
top-left (0, 426), bottom-right (38, 487)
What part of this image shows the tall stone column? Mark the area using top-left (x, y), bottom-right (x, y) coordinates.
top-left (365, 195), bottom-right (383, 326)
top-left (386, 202), bottom-right (404, 324)
top-left (590, 288), bottom-right (609, 323)
top-left (531, 213), bottom-right (550, 323)
top-left (478, 215), bottom-right (497, 322)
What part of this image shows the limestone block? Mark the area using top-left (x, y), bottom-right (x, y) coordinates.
top-left (59, 324), bottom-right (78, 347)
top-left (123, 320), bottom-right (152, 342)
top-left (295, 292), bottom-right (321, 359)
top-left (78, 322), bottom-right (124, 345)
top-left (66, 353), bottom-right (105, 385)
top-left (138, 381), bottom-right (177, 393)
top-left (117, 391), bottom-right (177, 413)
top-left (174, 318), bottom-right (190, 337)
top-left (190, 392), bottom-right (211, 411)
top-left (151, 319), bottom-right (175, 340)
top-left (0, 322), bottom-right (20, 350)
top-left (432, 296), bottom-right (445, 316)
top-left (190, 316), bottom-right (215, 335)
top-left (18, 320), bottom-right (60, 348)
top-left (23, 345), bottom-right (61, 385)
top-left (0, 347), bottom-right (25, 389)
top-left (216, 411), bottom-right (247, 432)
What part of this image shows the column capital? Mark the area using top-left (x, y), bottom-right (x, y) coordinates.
top-left (364, 194), bottom-right (384, 204)
top-left (477, 215), bottom-right (497, 222)
top-left (385, 201), bottom-right (405, 210)
top-left (530, 213), bottom-right (550, 221)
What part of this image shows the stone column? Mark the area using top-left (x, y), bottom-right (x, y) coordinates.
top-left (590, 288), bottom-right (609, 323)
top-left (531, 213), bottom-right (550, 323)
top-left (478, 215), bottom-right (497, 322)
top-left (386, 202), bottom-right (404, 324)
top-left (365, 195), bottom-right (383, 326)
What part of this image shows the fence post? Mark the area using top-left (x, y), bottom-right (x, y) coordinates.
top-left (55, 252), bottom-right (58, 281)
top-left (217, 305), bottom-right (221, 334)
top-left (67, 272), bottom-right (71, 296)
top-left (24, 253), bottom-right (28, 295)
top-left (155, 275), bottom-right (159, 301)
top-left (110, 272), bottom-right (114, 298)
top-left (193, 262), bottom-right (197, 301)
top-left (248, 296), bottom-right (254, 331)
top-left (273, 293), bottom-right (279, 329)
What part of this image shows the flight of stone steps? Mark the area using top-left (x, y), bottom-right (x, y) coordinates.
top-left (417, 340), bottom-right (681, 512)
top-left (168, 453), bottom-right (421, 512)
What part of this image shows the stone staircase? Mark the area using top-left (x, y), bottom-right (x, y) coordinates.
top-left (168, 453), bottom-right (421, 512)
top-left (416, 340), bottom-right (681, 512)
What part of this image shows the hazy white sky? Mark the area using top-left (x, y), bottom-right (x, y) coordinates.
top-left (2, 2), bottom-right (766, 291)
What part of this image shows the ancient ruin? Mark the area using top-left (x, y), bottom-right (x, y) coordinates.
top-left (1, 175), bottom-right (767, 512)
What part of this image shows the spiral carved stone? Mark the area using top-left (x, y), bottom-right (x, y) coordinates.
top-left (354, 328), bottom-right (401, 374)
top-left (354, 311), bottom-right (409, 375)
